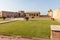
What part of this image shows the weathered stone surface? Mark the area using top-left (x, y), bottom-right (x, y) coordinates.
top-left (51, 25), bottom-right (60, 40)
top-left (53, 8), bottom-right (60, 21)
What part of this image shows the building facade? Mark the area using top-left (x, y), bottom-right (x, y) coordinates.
top-left (0, 11), bottom-right (40, 18)
top-left (25, 12), bottom-right (40, 18)
top-left (47, 8), bottom-right (60, 21)
top-left (0, 11), bottom-right (25, 18)
top-left (53, 8), bottom-right (60, 20)
top-left (48, 9), bottom-right (53, 17)
top-left (18, 11), bottom-right (25, 17)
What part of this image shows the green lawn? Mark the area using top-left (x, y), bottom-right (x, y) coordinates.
top-left (0, 20), bottom-right (60, 38)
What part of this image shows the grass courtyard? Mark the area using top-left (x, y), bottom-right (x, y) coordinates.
top-left (0, 19), bottom-right (60, 38)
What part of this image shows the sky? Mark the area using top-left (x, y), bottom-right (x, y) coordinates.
top-left (0, 0), bottom-right (60, 15)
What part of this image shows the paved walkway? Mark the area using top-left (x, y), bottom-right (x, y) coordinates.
top-left (0, 20), bottom-right (16, 24)
top-left (0, 18), bottom-right (24, 24)
top-left (0, 35), bottom-right (49, 40)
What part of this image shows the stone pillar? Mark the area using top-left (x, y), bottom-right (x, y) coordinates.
top-left (51, 25), bottom-right (60, 40)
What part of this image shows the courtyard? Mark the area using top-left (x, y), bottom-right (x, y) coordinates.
top-left (0, 18), bottom-right (60, 39)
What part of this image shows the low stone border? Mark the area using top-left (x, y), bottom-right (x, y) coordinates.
top-left (0, 34), bottom-right (50, 40)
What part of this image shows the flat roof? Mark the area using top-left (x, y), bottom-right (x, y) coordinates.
top-left (51, 25), bottom-right (60, 31)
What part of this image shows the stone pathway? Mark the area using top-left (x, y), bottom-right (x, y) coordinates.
top-left (0, 18), bottom-right (24, 24)
top-left (0, 35), bottom-right (49, 40)
top-left (0, 20), bottom-right (16, 24)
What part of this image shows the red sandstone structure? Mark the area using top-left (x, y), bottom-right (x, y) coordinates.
top-left (51, 25), bottom-right (60, 40)
top-left (0, 11), bottom-right (40, 18)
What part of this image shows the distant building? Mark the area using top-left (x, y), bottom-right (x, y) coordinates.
top-left (25, 12), bottom-right (40, 18)
top-left (18, 11), bottom-right (25, 17)
top-left (53, 8), bottom-right (60, 20)
top-left (48, 9), bottom-right (53, 17)
top-left (48, 8), bottom-right (60, 21)
top-left (0, 11), bottom-right (40, 18)
top-left (0, 11), bottom-right (26, 18)
top-left (0, 11), bottom-right (19, 18)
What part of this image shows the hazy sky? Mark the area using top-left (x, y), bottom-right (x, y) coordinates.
top-left (0, 0), bottom-right (60, 15)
